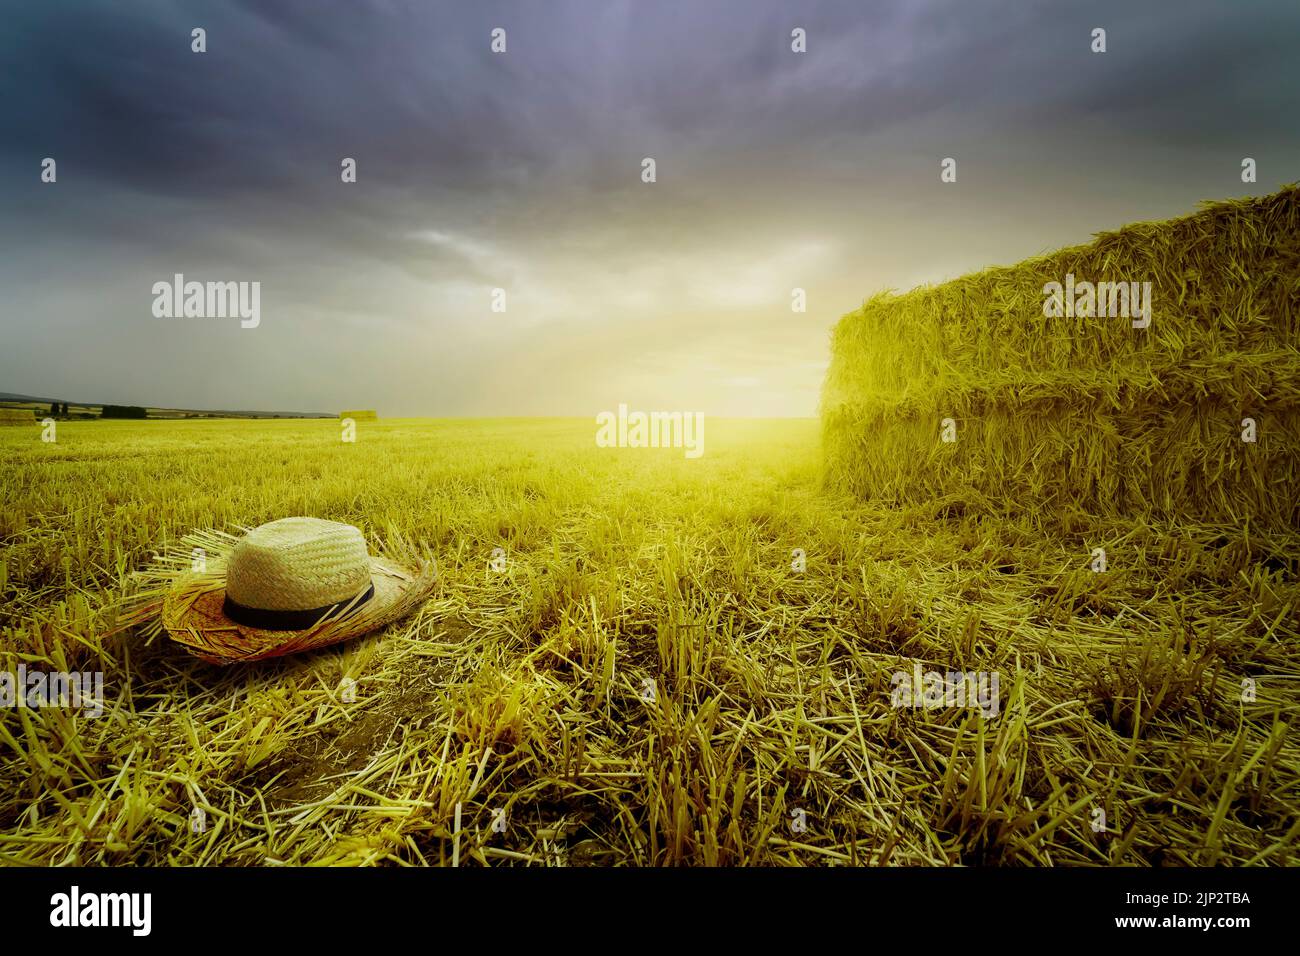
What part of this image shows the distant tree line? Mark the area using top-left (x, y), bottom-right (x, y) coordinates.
top-left (48, 402), bottom-right (69, 416)
top-left (100, 405), bottom-right (148, 419)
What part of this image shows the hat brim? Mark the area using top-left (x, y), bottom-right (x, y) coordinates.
top-left (161, 555), bottom-right (435, 664)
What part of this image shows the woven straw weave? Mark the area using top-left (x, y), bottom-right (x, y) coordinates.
top-left (224, 517), bottom-right (371, 611)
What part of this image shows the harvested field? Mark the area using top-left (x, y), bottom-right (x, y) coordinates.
top-left (1, 415), bottom-right (1297, 866)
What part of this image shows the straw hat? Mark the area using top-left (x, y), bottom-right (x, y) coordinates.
top-left (125, 518), bottom-right (436, 664)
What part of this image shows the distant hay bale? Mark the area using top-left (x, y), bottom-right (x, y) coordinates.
top-left (0, 408), bottom-right (35, 425)
top-left (821, 185), bottom-right (1300, 531)
top-left (339, 410), bottom-right (377, 420)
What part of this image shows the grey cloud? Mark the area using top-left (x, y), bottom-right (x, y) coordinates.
top-left (2, 0), bottom-right (1297, 415)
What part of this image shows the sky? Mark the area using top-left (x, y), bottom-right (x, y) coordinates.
top-left (1, 0), bottom-right (1297, 417)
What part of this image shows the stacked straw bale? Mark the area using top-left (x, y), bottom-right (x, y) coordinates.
top-left (821, 186), bottom-right (1300, 530)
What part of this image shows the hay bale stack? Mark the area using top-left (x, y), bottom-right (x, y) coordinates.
top-left (822, 186), bottom-right (1300, 530)
top-left (0, 408), bottom-right (36, 425)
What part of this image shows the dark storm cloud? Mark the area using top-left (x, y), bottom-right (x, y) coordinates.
top-left (1, 1), bottom-right (1298, 415)
top-left (6, 1), bottom-right (1282, 203)
top-left (6, 1), bottom-right (1295, 220)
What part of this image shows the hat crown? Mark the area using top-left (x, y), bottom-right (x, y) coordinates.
top-left (225, 518), bottom-right (371, 611)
